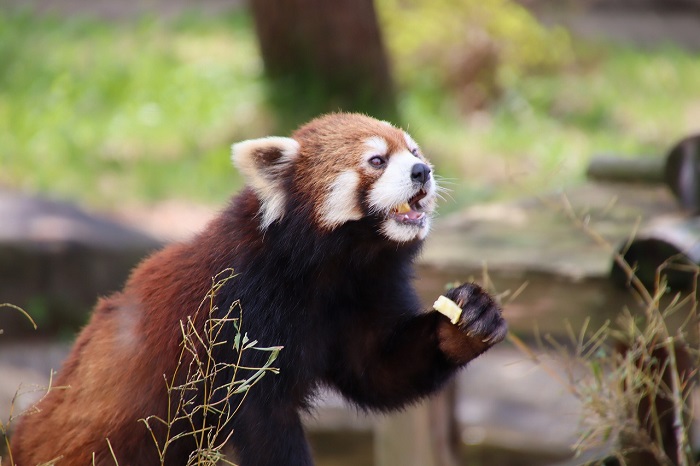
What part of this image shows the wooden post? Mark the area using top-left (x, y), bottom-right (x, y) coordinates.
top-left (375, 384), bottom-right (459, 466)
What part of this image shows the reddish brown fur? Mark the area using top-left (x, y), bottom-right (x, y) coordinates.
top-left (9, 219), bottom-right (236, 464)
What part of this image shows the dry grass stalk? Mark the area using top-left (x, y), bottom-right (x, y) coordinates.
top-left (141, 268), bottom-right (282, 466)
top-left (1, 304), bottom-right (66, 466)
top-left (2, 270), bottom-right (280, 466)
top-left (509, 193), bottom-right (698, 466)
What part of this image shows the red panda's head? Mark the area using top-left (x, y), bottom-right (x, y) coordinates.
top-left (231, 113), bottom-right (438, 243)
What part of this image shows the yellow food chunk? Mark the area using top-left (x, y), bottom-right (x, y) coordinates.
top-left (433, 295), bottom-right (462, 324)
top-left (395, 203), bottom-right (411, 214)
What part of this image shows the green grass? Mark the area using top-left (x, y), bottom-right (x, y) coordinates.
top-left (2, 7), bottom-right (700, 212)
top-left (0, 9), bottom-right (265, 206)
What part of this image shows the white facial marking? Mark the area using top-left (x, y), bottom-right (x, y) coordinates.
top-left (417, 217), bottom-right (432, 240)
top-left (368, 143), bottom-right (437, 243)
top-left (364, 136), bottom-right (388, 157)
top-left (368, 150), bottom-right (423, 211)
top-left (380, 218), bottom-right (425, 243)
top-left (319, 170), bottom-right (363, 229)
top-left (231, 137), bottom-right (300, 229)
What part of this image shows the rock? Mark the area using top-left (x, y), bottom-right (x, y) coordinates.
top-left (0, 189), bottom-right (162, 338)
top-left (109, 200), bottom-right (217, 243)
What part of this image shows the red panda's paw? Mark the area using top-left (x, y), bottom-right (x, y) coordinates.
top-left (437, 283), bottom-right (507, 364)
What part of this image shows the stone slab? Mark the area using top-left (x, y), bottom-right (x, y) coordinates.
top-left (423, 182), bottom-right (677, 281)
top-left (0, 190), bottom-right (162, 337)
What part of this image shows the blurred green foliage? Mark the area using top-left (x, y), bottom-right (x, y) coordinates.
top-left (397, 44), bottom-right (700, 207)
top-left (377, 1), bottom-right (700, 207)
top-left (377, 0), bottom-right (573, 110)
top-left (0, 9), bottom-right (266, 205)
top-left (1, 5), bottom-right (700, 212)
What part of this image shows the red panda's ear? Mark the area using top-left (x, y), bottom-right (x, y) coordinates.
top-left (231, 137), bottom-right (300, 229)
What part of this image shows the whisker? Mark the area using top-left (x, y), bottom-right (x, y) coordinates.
top-left (434, 180), bottom-right (456, 191)
top-left (434, 184), bottom-right (455, 202)
top-left (436, 191), bottom-right (455, 203)
top-left (433, 175), bottom-right (457, 184)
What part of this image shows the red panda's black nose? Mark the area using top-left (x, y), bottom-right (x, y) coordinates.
top-left (411, 163), bottom-right (431, 185)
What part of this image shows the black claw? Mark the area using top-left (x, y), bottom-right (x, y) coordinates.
top-left (445, 283), bottom-right (506, 346)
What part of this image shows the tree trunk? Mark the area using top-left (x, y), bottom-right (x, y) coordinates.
top-left (249, 0), bottom-right (397, 127)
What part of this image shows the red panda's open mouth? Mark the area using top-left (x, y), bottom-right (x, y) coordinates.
top-left (388, 189), bottom-right (428, 225)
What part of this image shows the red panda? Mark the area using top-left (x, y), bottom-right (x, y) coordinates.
top-left (9, 113), bottom-right (507, 466)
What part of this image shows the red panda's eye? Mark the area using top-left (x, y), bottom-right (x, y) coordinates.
top-left (410, 147), bottom-right (419, 157)
top-left (368, 155), bottom-right (387, 168)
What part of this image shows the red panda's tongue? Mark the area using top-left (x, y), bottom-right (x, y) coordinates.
top-left (406, 210), bottom-right (423, 220)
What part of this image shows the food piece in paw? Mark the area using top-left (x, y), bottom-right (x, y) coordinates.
top-left (433, 295), bottom-right (462, 325)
